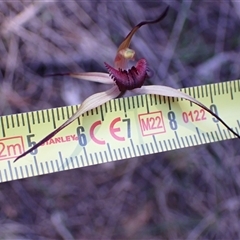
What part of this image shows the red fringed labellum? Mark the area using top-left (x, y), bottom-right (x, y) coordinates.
top-left (105, 58), bottom-right (149, 92)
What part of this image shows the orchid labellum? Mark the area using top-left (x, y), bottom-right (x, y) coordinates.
top-left (15, 6), bottom-right (240, 162)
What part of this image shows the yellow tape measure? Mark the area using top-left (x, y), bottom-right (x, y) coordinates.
top-left (0, 80), bottom-right (239, 183)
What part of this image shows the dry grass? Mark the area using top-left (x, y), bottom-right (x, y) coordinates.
top-left (0, 1), bottom-right (240, 239)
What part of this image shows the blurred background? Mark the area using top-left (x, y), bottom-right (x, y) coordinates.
top-left (1, 0), bottom-right (240, 239)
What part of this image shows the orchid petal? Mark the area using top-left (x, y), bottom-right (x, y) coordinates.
top-left (70, 72), bottom-right (113, 84)
top-left (133, 85), bottom-right (240, 139)
top-left (14, 85), bottom-right (121, 162)
top-left (114, 6), bottom-right (169, 69)
top-left (47, 72), bottom-right (113, 84)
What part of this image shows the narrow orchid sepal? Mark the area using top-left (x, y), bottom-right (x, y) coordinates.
top-left (14, 85), bottom-right (121, 162)
top-left (133, 85), bottom-right (240, 139)
top-left (114, 6), bottom-right (169, 69)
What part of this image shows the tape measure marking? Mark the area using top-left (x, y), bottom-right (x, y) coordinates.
top-left (0, 80), bottom-right (239, 183)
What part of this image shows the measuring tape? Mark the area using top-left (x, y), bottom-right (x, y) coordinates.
top-left (0, 80), bottom-right (239, 183)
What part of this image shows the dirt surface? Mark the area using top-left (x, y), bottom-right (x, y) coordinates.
top-left (0, 1), bottom-right (240, 239)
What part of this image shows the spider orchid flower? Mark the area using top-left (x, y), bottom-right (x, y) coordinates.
top-left (15, 6), bottom-right (240, 162)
